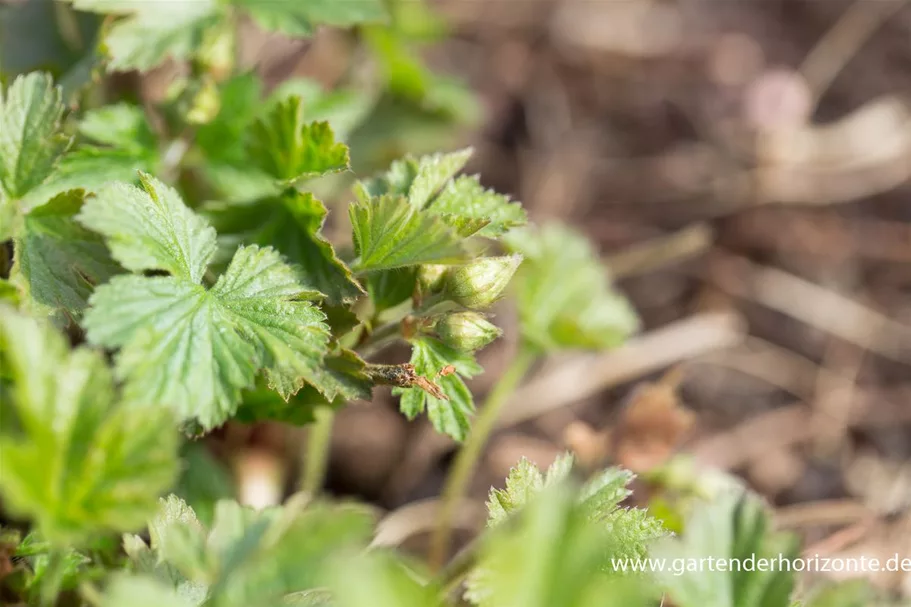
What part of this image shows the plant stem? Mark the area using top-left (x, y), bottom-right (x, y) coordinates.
top-left (302, 406), bottom-right (334, 496)
top-left (428, 345), bottom-right (537, 571)
top-left (357, 320), bottom-right (402, 359)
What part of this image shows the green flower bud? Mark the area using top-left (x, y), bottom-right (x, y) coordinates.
top-left (417, 264), bottom-right (448, 295)
top-left (196, 24), bottom-right (235, 80)
top-left (434, 312), bottom-right (502, 352)
top-left (185, 77), bottom-right (221, 125)
top-left (442, 255), bottom-right (522, 309)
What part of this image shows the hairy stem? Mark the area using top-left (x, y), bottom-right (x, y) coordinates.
top-left (429, 345), bottom-right (537, 571)
top-left (302, 406), bottom-right (334, 495)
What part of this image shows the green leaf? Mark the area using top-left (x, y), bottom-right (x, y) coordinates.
top-left (349, 194), bottom-right (462, 272)
top-left (236, 348), bottom-right (372, 425)
top-left (360, 148), bottom-right (473, 209)
top-left (653, 490), bottom-right (800, 607)
top-left (83, 244), bottom-right (331, 429)
top-left (360, 157), bottom-right (419, 198)
top-left (267, 79), bottom-right (374, 141)
top-left (78, 103), bottom-right (157, 152)
top-left (80, 0), bottom-right (221, 72)
top-left (77, 172), bottom-right (217, 283)
top-left (393, 336), bottom-right (481, 441)
top-left (101, 575), bottom-right (196, 607)
top-left (125, 495), bottom-right (373, 607)
top-left (196, 72), bottom-right (263, 165)
top-left (429, 176), bottom-right (526, 238)
top-left (328, 552), bottom-right (443, 607)
top-left (248, 97), bottom-right (350, 183)
top-left (10, 189), bottom-right (120, 317)
top-left (366, 268), bottom-right (416, 314)
top-left (0, 72), bottom-right (70, 201)
top-left (20, 146), bottom-right (157, 210)
top-left (480, 457), bottom-right (665, 568)
top-left (234, 0), bottom-right (387, 36)
top-left (206, 190), bottom-right (364, 305)
top-left (0, 307), bottom-right (179, 546)
top-left (504, 224), bottom-right (639, 352)
top-left (803, 580), bottom-right (880, 607)
top-left (467, 484), bottom-right (658, 607)
top-left (407, 148), bottom-right (472, 208)
top-left (173, 443), bottom-right (234, 528)
top-left (487, 455), bottom-right (574, 527)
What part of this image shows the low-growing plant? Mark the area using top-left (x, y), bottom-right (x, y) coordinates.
top-left (0, 2), bottom-right (892, 606)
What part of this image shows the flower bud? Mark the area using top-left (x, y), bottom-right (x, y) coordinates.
top-left (442, 255), bottom-right (522, 309)
top-left (434, 312), bottom-right (502, 352)
top-left (185, 77), bottom-right (221, 125)
top-left (417, 264), bottom-right (448, 295)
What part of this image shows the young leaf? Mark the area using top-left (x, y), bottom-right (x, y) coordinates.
top-left (0, 307), bottom-right (178, 546)
top-left (236, 348), bottom-right (372, 425)
top-left (10, 189), bottom-right (120, 317)
top-left (21, 103), bottom-right (163, 205)
top-left (362, 148), bottom-right (472, 208)
top-left (248, 97), bottom-right (350, 183)
top-left (429, 176), bottom-right (526, 238)
top-left (101, 575), bottom-right (196, 607)
top-left (487, 455), bottom-right (574, 527)
top-left (21, 146), bottom-right (157, 210)
top-left (327, 552), bottom-right (443, 607)
top-left (479, 457), bottom-right (665, 567)
top-left (78, 103), bottom-right (158, 152)
top-left (467, 484), bottom-right (658, 607)
top-left (360, 157), bottom-right (419, 198)
top-left (366, 268), bottom-right (417, 314)
top-left (79, 175), bottom-right (331, 429)
top-left (393, 336), bottom-right (481, 441)
top-left (407, 148), bottom-right (473, 208)
top-left (205, 190), bottom-right (364, 305)
top-left (74, 0), bottom-right (221, 72)
top-left (653, 490), bottom-right (801, 607)
top-left (267, 79), bottom-right (375, 141)
top-left (77, 173), bottom-right (216, 283)
top-left (504, 224), bottom-right (640, 351)
top-left (125, 495), bottom-right (373, 607)
top-left (0, 72), bottom-right (69, 202)
top-left (349, 194), bottom-right (462, 272)
top-left (234, 0), bottom-right (387, 36)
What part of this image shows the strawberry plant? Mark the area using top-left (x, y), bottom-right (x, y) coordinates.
top-left (0, 2), bottom-right (890, 606)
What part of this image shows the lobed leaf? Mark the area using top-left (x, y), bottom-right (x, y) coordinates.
top-left (77, 172), bottom-right (217, 283)
top-left (429, 176), bottom-right (526, 238)
top-left (124, 495), bottom-right (373, 607)
top-left (0, 72), bottom-right (69, 202)
top-left (0, 307), bottom-right (178, 546)
top-left (78, 103), bottom-right (157, 152)
top-left (235, 0), bottom-right (388, 36)
top-left (206, 190), bottom-right (363, 305)
top-left (79, 177), bottom-right (333, 429)
top-left (654, 490), bottom-right (800, 607)
top-left (248, 96), bottom-right (350, 183)
top-left (327, 552), bottom-right (443, 607)
top-left (504, 224), bottom-right (639, 352)
top-left (467, 485), bottom-right (658, 607)
top-left (10, 189), bottom-right (121, 317)
top-left (487, 454), bottom-right (574, 527)
top-left (84, 246), bottom-right (330, 429)
top-left (89, 0), bottom-right (221, 72)
top-left (394, 336), bottom-right (482, 441)
top-left (349, 194), bottom-right (463, 272)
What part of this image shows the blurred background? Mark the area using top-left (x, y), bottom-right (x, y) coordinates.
top-left (5, 0), bottom-right (911, 597)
